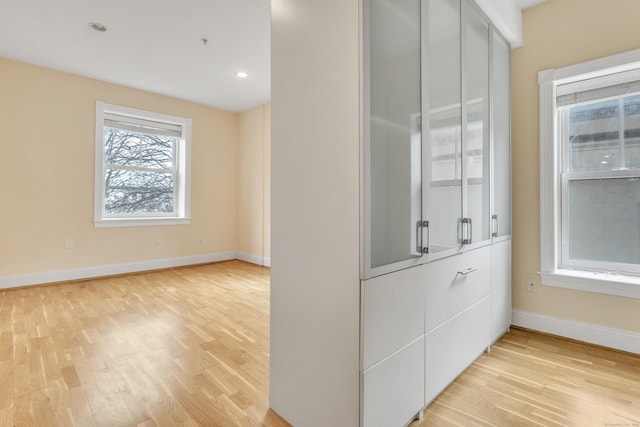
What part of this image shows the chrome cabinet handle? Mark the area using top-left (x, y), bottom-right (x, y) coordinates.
top-left (456, 267), bottom-right (478, 277)
top-left (416, 220), bottom-right (429, 255)
top-left (492, 214), bottom-right (498, 238)
top-left (462, 217), bottom-right (472, 245)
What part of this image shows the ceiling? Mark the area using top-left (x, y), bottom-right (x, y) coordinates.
top-left (0, 0), bottom-right (270, 112)
top-left (0, 0), bottom-right (543, 113)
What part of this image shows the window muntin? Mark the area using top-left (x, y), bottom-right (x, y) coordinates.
top-left (95, 102), bottom-right (191, 227)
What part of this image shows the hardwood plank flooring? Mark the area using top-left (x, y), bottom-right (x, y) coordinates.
top-left (411, 327), bottom-right (640, 427)
top-left (2, 261), bottom-right (640, 426)
top-left (0, 260), bottom-right (289, 427)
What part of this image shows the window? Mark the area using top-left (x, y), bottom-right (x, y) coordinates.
top-left (539, 49), bottom-right (640, 298)
top-left (94, 102), bottom-right (191, 227)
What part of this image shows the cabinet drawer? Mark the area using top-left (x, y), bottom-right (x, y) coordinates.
top-left (491, 239), bottom-right (511, 290)
top-left (362, 336), bottom-right (425, 427)
top-left (362, 267), bottom-right (425, 370)
top-left (491, 283), bottom-right (511, 343)
top-left (425, 296), bottom-right (491, 405)
top-left (424, 245), bottom-right (491, 332)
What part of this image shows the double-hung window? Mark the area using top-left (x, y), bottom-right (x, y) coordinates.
top-left (94, 102), bottom-right (191, 227)
top-left (539, 49), bottom-right (640, 298)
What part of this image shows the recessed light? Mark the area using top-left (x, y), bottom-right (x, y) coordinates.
top-left (235, 71), bottom-right (249, 79)
top-left (89, 22), bottom-right (108, 32)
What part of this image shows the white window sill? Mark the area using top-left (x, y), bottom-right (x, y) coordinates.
top-left (541, 269), bottom-right (640, 299)
top-left (94, 217), bottom-right (191, 228)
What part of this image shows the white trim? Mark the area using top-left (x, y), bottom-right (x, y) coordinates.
top-left (512, 309), bottom-right (640, 355)
top-left (473, 0), bottom-right (521, 48)
top-left (0, 252), bottom-right (237, 290)
top-left (539, 69), bottom-right (558, 274)
top-left (94, 217), bottom-right (191, 228)
top-left (236, 252), bottom-right (271, 267)
top-left (548, 47), bottom-right (640, 84)
top-left (94, 101), bottom-right (192, 227)
top-left (539, 48), bottom-right (640, 294)
top-left (540, 270), bottom-right (640, 299)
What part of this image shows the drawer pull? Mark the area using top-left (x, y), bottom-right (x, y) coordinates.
top-left (456, 267), bottom-right (477, 277)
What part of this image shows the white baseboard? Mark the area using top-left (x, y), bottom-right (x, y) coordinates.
top-left (237, 252), bottom-right (271, 267)
top-left (0, 252), bottom-right (238, 290)
top-left (512, 309), bottom-right (640, 355)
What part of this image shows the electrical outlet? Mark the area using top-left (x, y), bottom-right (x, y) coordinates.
top-left (526, 276), bottom-right (538, 293)
top-left (64, 238), bottom-right (74, 249)
top-left (154, 240), bottom-right (161, 249)
top-left (198, 239), bottom-right (204, 246)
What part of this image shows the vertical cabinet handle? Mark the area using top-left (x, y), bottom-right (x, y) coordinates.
top-left (492, 214), bottom-right (498, 237)
top-left (461, 217), bottom-right (472, 245)
top-left (416, 220), bottom-right (429, 254)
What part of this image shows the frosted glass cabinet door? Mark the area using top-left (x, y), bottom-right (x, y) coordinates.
top-left (492, 30), bottom-right (511, 239)
top-left (464, 2), bottom-right (491, 246)
top-left (424, 0), bottom-right (463, 256)
top-left (365, 0), bottom-right (423, 275)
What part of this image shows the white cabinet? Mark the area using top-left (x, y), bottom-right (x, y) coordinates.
top-left (361, 242), bottom-right (509, 425)
top-left (491, 239), bottom-right (512, 342)
top-left (492, 31), bottom-right (512, 240)
top-left (424, 245), bottom-right (492, 332)
top-left (365, 0), bottom-right (512, 279)
top-left (361, 0), bottom-right (512, 424)
top-left (362, 267), bottom-right (425, 370)
top-left (362, 337), bottom-right (425, 427)
top-left (423, 0), bottom-right (495, 258)
top-left (364, 0), bottom-right (423, 277)
top-left (425, 297), bottom-right (491, 404)
top-left (270, 0), bottom-right (514, 425)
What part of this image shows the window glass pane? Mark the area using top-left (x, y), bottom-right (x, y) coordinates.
top-left (567, 178), bottom-right (640, 265)
top-left (567, 99), bottom-right (620, 172)
top-left (104, 127), bottom-right (174, 169)
top-left (104, 169), bottom-right (174, 214)
top-left (624, 94), bottom-right (640, 169)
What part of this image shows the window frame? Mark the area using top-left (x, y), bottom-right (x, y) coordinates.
top-left (559, 94), bottom-right (640, 275)
top-left (539, 49), bottom-right (640, 299)
top-left (94, 101), bottom-right (192, 228)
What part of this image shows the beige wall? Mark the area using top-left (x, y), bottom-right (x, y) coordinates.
top-left (512, 0), bottom-right (640, 332)
top-left (0, 57), bottom-right (240, 276)
top-left (238, 104), bottom-right (271, 264)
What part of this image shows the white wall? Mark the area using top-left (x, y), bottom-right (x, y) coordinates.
top-left (270, 0), bottom-right (361, 425)
top-left (0, 57), bottom-right (238, 283)
top-left (0, 57), bottom-right (272, 287)
top-left (238, 104), bottom-right (271, 266)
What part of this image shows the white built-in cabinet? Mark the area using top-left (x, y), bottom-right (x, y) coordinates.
top-left (362, 0), bottom-right (511, 425)
top-left (270, 0), bottom-right (513, 426)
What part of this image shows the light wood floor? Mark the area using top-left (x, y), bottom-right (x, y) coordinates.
top-left (0, 260), bottom-right (288, 427)
top-left (1, 261), bottom-right (639, 426)
top-left (412, 327), bottom-right (640, 427)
